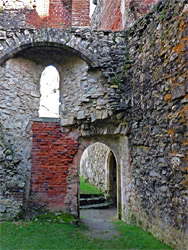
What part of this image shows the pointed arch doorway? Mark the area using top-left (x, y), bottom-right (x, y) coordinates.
top-left (106, 151), bottom-right (117, 206)
top-left (79, 142), bottom-right (121, 219)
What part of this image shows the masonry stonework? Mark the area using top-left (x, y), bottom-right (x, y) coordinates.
top-left (91, 0), bottom-right (161, 31)
top-left (0, 0), bottom-right (187, 249)
top-left (0, 27), bottom-right (127, 218)
top-left (0, 0), bottom-right (90, 29)
top-left (117, 1), bottom-right (187, 248)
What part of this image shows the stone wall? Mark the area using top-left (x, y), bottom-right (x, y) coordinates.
top-left (121, 0), bottom-right (188, 248)
top-left (0, 122), bottom-right (26, 220)
top-left (0, 0), bottom-right (187, 248)
top-left (80, 142), bottom-right (110, 193)
top-left (91, 0), bottom-right (160, 31)
top-left (59, 58), bottom-right (114, 127)
top-left (0, 58), bottom-right (40, 220)
top-left (0, 35), bottom-right (127, 220)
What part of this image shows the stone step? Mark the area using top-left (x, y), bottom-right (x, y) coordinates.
top-left (80, 196), bottom-right (106, 206)
top-left (80, 202), bottom-right (111, 210)
top-left (80, 193), bottom-right (104, 199)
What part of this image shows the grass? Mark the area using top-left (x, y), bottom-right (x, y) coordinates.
top-left (114, 221), bottom-right (172, 249)
top-left (1, 180), bottom-right (172, 250)
top-left (1, 221), bottom-right (86, 250)
top-left (1, 218), bottom-right (172, 250)
top-left (80, 176), bottom-right (102, 195)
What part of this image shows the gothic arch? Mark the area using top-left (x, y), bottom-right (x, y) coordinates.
top-left (74, 136), bottom-right (126, 219)
top-left (105, 150), bottom-right (118, 205)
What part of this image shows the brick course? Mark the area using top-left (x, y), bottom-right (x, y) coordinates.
top-left (25, 0), bottom-right (90, 28)
top-left (31, 121), bottom-right (78, 210)
top-left (26, 0), bottom-right (72, 28)
top-left (72, 0), bottom-right (90, 26)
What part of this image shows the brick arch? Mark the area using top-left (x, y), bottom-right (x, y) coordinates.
top-left (0, 29), bottom-right (100, 68)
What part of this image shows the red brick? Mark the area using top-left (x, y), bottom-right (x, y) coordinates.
top-left (30, 121), bottom-right (78, 210)
top-left (98, 0), bottom-right (160, 31)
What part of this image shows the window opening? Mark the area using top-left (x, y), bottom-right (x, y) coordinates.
top-left (36, 0), bottom-right (50, 18)
top-left (39, 65), bottom-right (60, 118)
top-left (90, 0), bottom-right (96, 17)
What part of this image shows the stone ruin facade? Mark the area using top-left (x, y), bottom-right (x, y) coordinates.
top-left (0, 0), bottom-right (188, 249)
top-left (91, 0), bottom-right (162, 31)
top-left (0, 0), bottom-right (90, 29)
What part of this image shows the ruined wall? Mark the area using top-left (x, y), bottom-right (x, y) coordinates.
top-left (0, 58), bottom-right (40, 219)
top-left (31, 120), bottom-right (78, 213)
top-left (60, 59), bottom-right (112, 126)
top-left (0, 0), bottom-right (187, 248)
top-left (0, 122), bottom-right (25, 220)
top-left (0, 37), bottom-right (127, 219)
top-left (26, 0), bottom-right (72, 29)
top-left (120, 0), bottom-right (188, 248)
top-left (72, 0), bottom-right (90, 26)
top-left (80, 142), bottom-right (110, 193)
top-left (91, 0), bottom-right (160, 31)
top-left (0, 0), bottom-right (89, 29)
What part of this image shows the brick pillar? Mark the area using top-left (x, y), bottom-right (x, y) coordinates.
top-left (72, 0), bottom-right (90, 26)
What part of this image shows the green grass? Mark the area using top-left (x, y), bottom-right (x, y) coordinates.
top-left (1, 219), bottom-right (172, 250)
top-left (114, 221), bottom-right (172, 249)
top-left (1, 221), bottom-right (86, 250)
top-left (80, 176), bottom-right (102, 195)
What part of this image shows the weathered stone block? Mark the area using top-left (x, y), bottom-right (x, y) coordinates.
top-left (171, 85), bottom-right (186, 100)
top-left (0, 205), bottom-right (6, 212)
top-left (0, 30), bottom-right (6, 40)
top-left (77, 111), bottom-right (85, 120)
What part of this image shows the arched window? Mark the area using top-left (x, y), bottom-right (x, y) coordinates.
top-left (39, 65), bottom-right (60, 118)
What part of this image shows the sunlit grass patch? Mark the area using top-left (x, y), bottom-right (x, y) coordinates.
top-left (80, 176), bottom-right (102, 195)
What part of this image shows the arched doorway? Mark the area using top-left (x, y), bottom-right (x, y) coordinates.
top-left (106, 151), bottom-right (117, 206)
top-left (79, 142), bottom-right (120, 217)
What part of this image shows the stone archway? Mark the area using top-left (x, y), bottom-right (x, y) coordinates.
top-left (79, 142), bottom-right (120, 215)
top-left (74, 133), bottom-right (130, 220)
top-left (0, 36), bottom-right (128, 219)
top-left (106, 150), bottom-right (118, 207)
top-left (0, 28), bottom-right (126, 83)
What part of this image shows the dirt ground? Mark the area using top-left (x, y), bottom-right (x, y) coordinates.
top-left (80, 208), bottom-right (120, 239)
